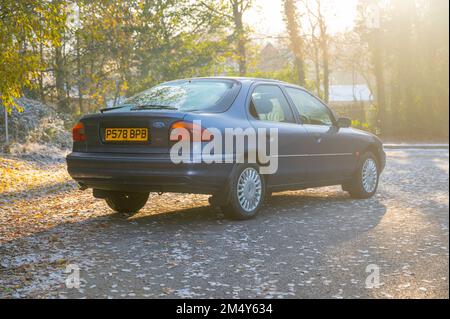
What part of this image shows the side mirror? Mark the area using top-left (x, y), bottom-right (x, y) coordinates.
top-left (337, 117), bottom-right (352, 128)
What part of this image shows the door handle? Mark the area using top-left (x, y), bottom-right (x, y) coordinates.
top-left (312, 133), bottom-right (323, 143)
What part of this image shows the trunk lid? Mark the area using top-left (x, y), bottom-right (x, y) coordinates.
top-left (81, 110), bottom-right (186, 154)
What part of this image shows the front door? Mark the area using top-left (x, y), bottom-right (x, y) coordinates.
top-left (284, 87), bottom-right (357, 182)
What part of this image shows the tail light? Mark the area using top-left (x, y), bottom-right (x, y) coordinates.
top-left (169, 121), bottom-right (213, 142)
top-left (72, 122), bottom-right (87, 142)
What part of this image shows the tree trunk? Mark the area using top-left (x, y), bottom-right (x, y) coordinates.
top-left (316, 0), bottom-right (329, 103)
top-left (76, 33), bottom-right (84, 114)
top-left (320, 31), bottom-right (329, 103)
top-left (38, 41), bottom-right (45, 103)
top-left (390, 0), bottom-right (417, 137)
top-left (284, 0), bottom-right (306, 86)
top-left (232, 1), bottom-right (247, 76)
top-left (370, 30), bottom-right (386, 136)
top-left (313, 44), bottom-right (321, 97)
top-left (54, 45), bottom-right (69, 113)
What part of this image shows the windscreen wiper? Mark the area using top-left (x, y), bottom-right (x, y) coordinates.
top-left (131, 104), bottom-right (178, 111)
top-left (100, 105), bottom-right (131, 113)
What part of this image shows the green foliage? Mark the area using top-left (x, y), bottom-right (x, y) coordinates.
top-left (247, 65), bottom-right (315, 90)
top-left (351, 120), bottom-right (370, 131)
top-left (246, 64), bottom-right (298, 83)
top-left (51, 0), bottom-right (233, 112)
top-left (355, 0), bottom-right (449, 139)
top-left (0, 0), bottom-right (448, 140)
top-left (0, 0), bottom-right (66, 112)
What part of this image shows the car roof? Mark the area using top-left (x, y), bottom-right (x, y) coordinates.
top-left (170, 76), bottom-right (306, 89)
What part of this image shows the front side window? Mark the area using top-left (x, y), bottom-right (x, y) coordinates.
top-left (286, 87), bottom-right (334, 126)
top-left (249, 85), bottom-right (295, 123)
top-left (120, 79), bottom-right (240, 113)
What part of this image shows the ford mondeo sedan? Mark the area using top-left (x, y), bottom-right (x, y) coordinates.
top-left (67, 77), bottom-right (386, 220)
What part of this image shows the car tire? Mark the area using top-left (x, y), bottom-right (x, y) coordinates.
top-left (221, 164), bottom-right (266, 220)
top-left (105, 191), bottom-right (149, 215)
top-left (346, 151), bottom-right (380, 199)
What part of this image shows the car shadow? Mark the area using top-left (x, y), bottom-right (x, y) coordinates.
top-left (0, 189), bottom-right (388, 299)
top-left (120, 189), bottom-right (387, 233)
top-left (1, 188), bottom-right (388, 247)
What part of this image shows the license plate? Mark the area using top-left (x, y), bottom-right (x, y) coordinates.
top-left (105, 128), bottom-right (148, 142)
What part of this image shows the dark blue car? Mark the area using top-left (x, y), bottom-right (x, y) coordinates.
top-left (67, 77), bottom-right (386, 220)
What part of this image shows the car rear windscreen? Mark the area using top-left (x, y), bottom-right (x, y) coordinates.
top-left (121, 79), bottom-right (241, 113)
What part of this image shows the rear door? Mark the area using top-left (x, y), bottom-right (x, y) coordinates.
top-left (284, 87), bottom-right (356, 181)
top-left (247, 83), bottom-right (310, 186)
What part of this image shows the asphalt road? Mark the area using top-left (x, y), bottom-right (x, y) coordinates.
top-left (1, 149), bottom-right (448, 298)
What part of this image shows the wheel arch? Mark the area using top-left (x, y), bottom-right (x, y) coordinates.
top-left (362, 143), bottom-right (382, 167)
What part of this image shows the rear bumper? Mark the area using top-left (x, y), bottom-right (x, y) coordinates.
top-left (66, 152), bottom-right (234, 194)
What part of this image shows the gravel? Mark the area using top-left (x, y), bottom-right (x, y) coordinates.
top-left (0, 149), bottom-right (448, 299)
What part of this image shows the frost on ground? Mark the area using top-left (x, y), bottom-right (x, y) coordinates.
top-left (0, 149), bottom-right (448, 299)
top-left (0, 98), bottom-right (72, 153)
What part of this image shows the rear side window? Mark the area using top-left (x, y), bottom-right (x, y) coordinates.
top-left (249, 85), bottom-right (295, 123)
top-left (286, 87), bottom-right (334, 126)
top-left (122, 79), bottom-right (240, 113)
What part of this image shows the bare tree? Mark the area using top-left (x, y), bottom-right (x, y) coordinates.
top-left (199, 0), bottom-right (252, 76)
top-left (305, 0), bottom-right (330, 102)
top-left (305, 7), bottom-right (322, 97)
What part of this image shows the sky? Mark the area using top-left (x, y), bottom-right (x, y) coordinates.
top-left (245, 0), bottom-right (359, 38)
